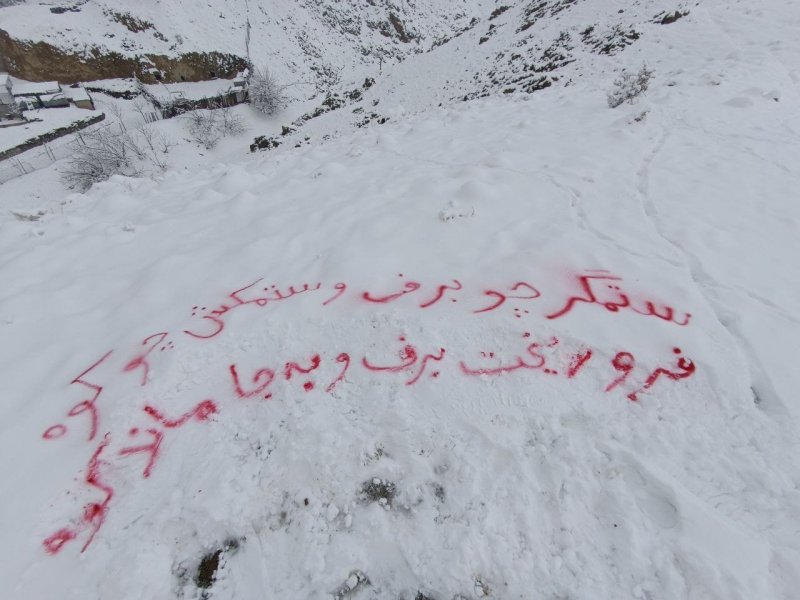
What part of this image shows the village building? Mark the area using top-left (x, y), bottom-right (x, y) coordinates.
top-left (0, 73), bottom-right (16, 118)
top-left (12, 80), bottom-right (69, 109)
top-left (231, 76), bottom-right (248, 103)
top-left (7, 79), bottom-right (95, 111)
top-left (62, 84), bottom-right (95, 110)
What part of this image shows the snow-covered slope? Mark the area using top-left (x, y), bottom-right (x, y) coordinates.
top-left (0, 0), bottom-right (489, 85)
top-left (2, 0), bottom-right (800, 599)
top-left (244, 0), bottom-right (747, 149)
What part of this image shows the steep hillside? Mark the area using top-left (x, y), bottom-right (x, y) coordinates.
top-left (250, 0), bottom-right (695, 149)
top-left (0, 0), bottom-right (489, 83)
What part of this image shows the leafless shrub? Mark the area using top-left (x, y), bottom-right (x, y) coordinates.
top-left (249, 65), bottom-right (286, 115)
top-left (184, 109), bottom-right (222, 149)
top-left (607, 64), bottom-right (654, 108)
top-left (62, 122), bottom-right (174, 191)
top-left (62, 125), bottom-right (143, 191)
top-left (183, 104), bottom-right (245, 149)
top-left (218, 105), bottom-right (245, 135)
top-left (135, 125), bottom-right (175, 170)
top-left (157, 132), bottom-right (178, 154)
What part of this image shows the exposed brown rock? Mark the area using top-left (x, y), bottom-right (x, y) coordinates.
top-left (0, 29), bottom-right (248, 84)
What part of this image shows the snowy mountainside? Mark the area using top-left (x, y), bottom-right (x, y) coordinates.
top-left (0, 0), bottom-right (490, 85)
top-left (1, 0), bottom-right (800, 599)
top-left (249, 0), bottom-right (704, 149)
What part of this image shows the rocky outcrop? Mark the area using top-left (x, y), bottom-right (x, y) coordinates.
top-left (0, 29), bottom-right (248, 83)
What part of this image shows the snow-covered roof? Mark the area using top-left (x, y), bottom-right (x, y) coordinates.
top-left (39, 92), bottom-right (67, 103)
top-left (12, 81), bottom-right (61, 96)
top-left (62, 86), bottom-right (91, 102)
top-left (144, 79), bottom-right (236, 102)
top-left (0, 73), bottom-right (10, 87)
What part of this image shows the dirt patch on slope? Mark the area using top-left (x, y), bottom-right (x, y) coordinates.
top-left (0, 29), bottom-right (248, 83)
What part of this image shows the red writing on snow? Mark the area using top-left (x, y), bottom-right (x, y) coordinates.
top-left (44, 399), bottom-right (217, 554)
top-left (362, 338), bottom-right (446, 385)
top-left (43, 434), bottom-right (114, 554)
top-left (546, 271), bottom-right (691, 326)
top-left (122, 332), bottom-right (173, 386)
top-left (41, 266), bottom-right (698, 556)
top-left (43, 351), bottom-right (113, 443)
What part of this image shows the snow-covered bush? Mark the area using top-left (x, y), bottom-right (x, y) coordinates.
top-left (62, 125), bottom-right (143, 191)
top-left (62, 123), bottom-right (174, 191)
top-left (607, 65), bottom-right (654, 108)
top-left (218, 105), bottom-right (246, 136)
top-left (248, 65), bottom-right (286, 115)
top-left (183, 105), bottom-right (245, 149)
top-left (184, 110), bottom-right (222, 149)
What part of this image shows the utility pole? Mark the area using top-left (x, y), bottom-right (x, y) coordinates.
top-left (244, 0), bottom-right (252, 69)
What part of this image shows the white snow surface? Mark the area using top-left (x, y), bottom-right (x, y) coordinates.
top-left (0, 0), bottom-right (490, 88)
top-left (1, 1), bottom-right (800, 599)
top-left (0, 106), bottom-right (102, 153)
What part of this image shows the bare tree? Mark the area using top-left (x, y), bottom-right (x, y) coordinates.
top-left (248, 65), bottom-right (286, 115)
top-left (135, 125), bottom-right (174, 170)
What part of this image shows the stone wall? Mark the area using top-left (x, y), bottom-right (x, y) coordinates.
top-left (0, 112), bottom-right (105, 161)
